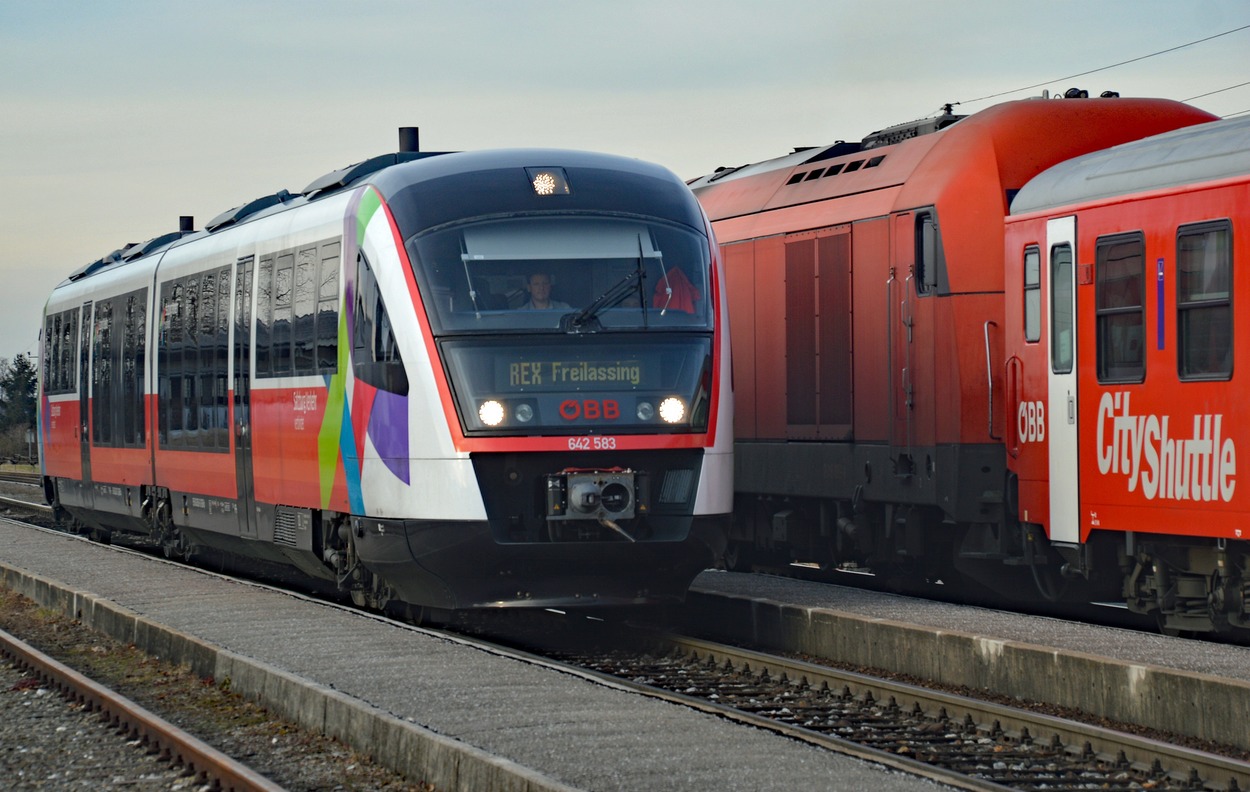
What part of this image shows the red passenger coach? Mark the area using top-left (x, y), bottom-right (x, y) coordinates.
top-left (1005, 115), bottom-right (1250, 632)
top-left (690, 96), bottom-right (1238, 632)
top-left (39, 132), bottom-right (732, 621)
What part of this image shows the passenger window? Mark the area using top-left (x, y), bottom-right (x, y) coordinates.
top-left (1095, 234), bottom-right (1145, 383)
top-left (1050, 245), bottom-right (1074, 375)
top-left (914, 211), bottom-right (942, 295)
top-left (1023, 246), bottom-right (1040, 343)
top-left (1178, 221), bottom-right (1232, 380)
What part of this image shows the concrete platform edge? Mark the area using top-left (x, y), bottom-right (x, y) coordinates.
top-left (0, 562), bottom-right (581, 792)
top-left (686, 587), bottom-right (1250, 752)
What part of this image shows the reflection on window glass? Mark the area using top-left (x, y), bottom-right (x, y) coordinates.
top-left (1178, 221), bottom-right (1232, 379)
top-left (407, 216), bottom-right (712, 334)
top-left (1024, 246), bottom-right (1040, 343)
top-left (1051, 244), bottom-right (1074, 375)
top-left (1095, 234), bottom-right (1145, 383)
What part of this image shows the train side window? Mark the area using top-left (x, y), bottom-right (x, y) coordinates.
top-left (1177, 221), bottom-right (1232, 380)
top-left (316, 241), bottom-right (340, 373)
top-left (43, 309), bottom-right (79, 395)
top-left (158, 271), bottom-right (229, 452)
top-left (272, 254), bottom-right (294, 377)
top-left (353, 252), bottom-right (408, 395)
top-left (92, 299), bottom-right (113, 446)
top-left (215, 267), bottom-right (230, 448)
top-left (1095, 233), bottom-right (1146, 383)
top-left (183, 274), bottom-right (200, 437)
top-left (293, 246), bottom-right (317, 376)
top-left (123, 290), bottom-right (146, 447)
top-left (255, 256), bottom-right (273, 378)
top-left (1023, 246), bottom-right (1040, 342)
top-left (914, 211), bottom-right (944, 296)
top-left (1050, 244), bottom-right (1074, 374)
top-left (158, 281), bottom-right (179, 446)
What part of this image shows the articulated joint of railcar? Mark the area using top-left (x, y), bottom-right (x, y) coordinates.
top-left (544, 468), bottom-right (648, 542)
top-left (1123, 537), bottom-right (1250, 634)
top-left (144, 486), bottom-right (187, 559)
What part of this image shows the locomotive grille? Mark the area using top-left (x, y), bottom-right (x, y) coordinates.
top-left (273, 509), bottom-right (299, 547)
top-left (660, 469), bottom-right (694, 504)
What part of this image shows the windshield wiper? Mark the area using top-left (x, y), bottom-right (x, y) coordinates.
top-left (560, 268), bottom-right (643, 332)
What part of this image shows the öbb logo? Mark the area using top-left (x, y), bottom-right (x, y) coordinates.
top-left (559, 399), bottom-right (620, 421)
top-left (1017, 400), bottom-right (1045, 443)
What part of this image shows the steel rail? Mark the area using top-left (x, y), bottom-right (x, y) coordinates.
top-left (660, 633), bottom-right (1250, 792)
top-left (0, 625), bottom-right (286, 792)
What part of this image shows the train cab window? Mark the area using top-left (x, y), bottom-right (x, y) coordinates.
top-left (1095, 234), bottom-right (1146, 383)
top-left (914, 211), bottom-right (944, 296)
top-left (1177, 221), bottom-right (1232, 380)
top-left (1023, 246), bottom-right (1041, 342)
top-left (408, 217), bottom-right (711, 334)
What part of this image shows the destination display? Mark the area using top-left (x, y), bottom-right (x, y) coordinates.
top-left (501, 358), bottom-right (650, 391)
top-left (441, 336), bottom-right (712, 433)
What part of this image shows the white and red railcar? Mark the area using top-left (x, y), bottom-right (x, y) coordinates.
top-left (1005, 114), bottom-right (1250, 632)
top-left (40, 136), bottom-right (732, 619)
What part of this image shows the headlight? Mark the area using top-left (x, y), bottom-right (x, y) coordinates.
top-left (479, 400), bottom-right (506, 427)
top-left (636, 401), bottom-right (655, 421)
top-left (515, 403), bottom-right (534, 423)
top-left (658, 397), bottom-right (686, 424)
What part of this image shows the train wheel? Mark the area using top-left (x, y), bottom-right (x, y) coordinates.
top-left (723, 541), bottom-right (755, 572)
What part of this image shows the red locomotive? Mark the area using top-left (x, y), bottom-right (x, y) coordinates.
top-left (689, 94), bottom-right (1247, 634)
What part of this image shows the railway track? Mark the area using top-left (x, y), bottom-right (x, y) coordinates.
top-left (0, 624), bottom-right (284, 791)
top-left (520, 628), bottom-right (1250, 792)
top-left (5, 497), bottom-right (1250, 790)
top-left (0, 470), bottom-right (40, 486)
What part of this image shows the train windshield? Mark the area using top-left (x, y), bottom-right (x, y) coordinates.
top-left (406, 216), bottom-right (712, 334)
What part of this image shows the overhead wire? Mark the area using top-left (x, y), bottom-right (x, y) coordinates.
top-left (1183, 80), bottom-right (1250, 102)
top-left (948, 23), bottom-right (1250, 111)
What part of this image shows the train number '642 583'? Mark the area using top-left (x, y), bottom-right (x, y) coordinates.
top-left (568, 436), bottom-right (618, 451)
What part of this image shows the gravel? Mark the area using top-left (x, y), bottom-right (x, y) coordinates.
top-left (0, 490), bottom-right (439, 792)
top-left (0, 652), bottom-right (201, 790)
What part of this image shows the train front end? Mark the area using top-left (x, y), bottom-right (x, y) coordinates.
top-left (353, 150), bottom-right (731, 612)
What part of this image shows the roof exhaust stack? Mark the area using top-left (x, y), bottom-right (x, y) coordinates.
top-left (179, 216), bottom-right (194, 233)
top-left (398, 127), bottom-right (420, 153)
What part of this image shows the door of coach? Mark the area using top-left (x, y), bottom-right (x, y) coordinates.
top-left (1046, 217), bottom-right (1080, 544)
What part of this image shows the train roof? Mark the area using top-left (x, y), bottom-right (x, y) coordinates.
top-left (1009, 113), bottom-right (1250, 215)
top-left (64, 143), bottom-right (697, 287)
top-left (372, 147), bottom-right (704, 238)
top-left (689, 97), bottom-right (1217, 232)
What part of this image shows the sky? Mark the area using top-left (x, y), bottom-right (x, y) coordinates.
top-left (2, 1), bottom-right (1247, 366)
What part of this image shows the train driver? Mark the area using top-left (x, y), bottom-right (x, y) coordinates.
top-left (519, 271), bottom-right (570, 310)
